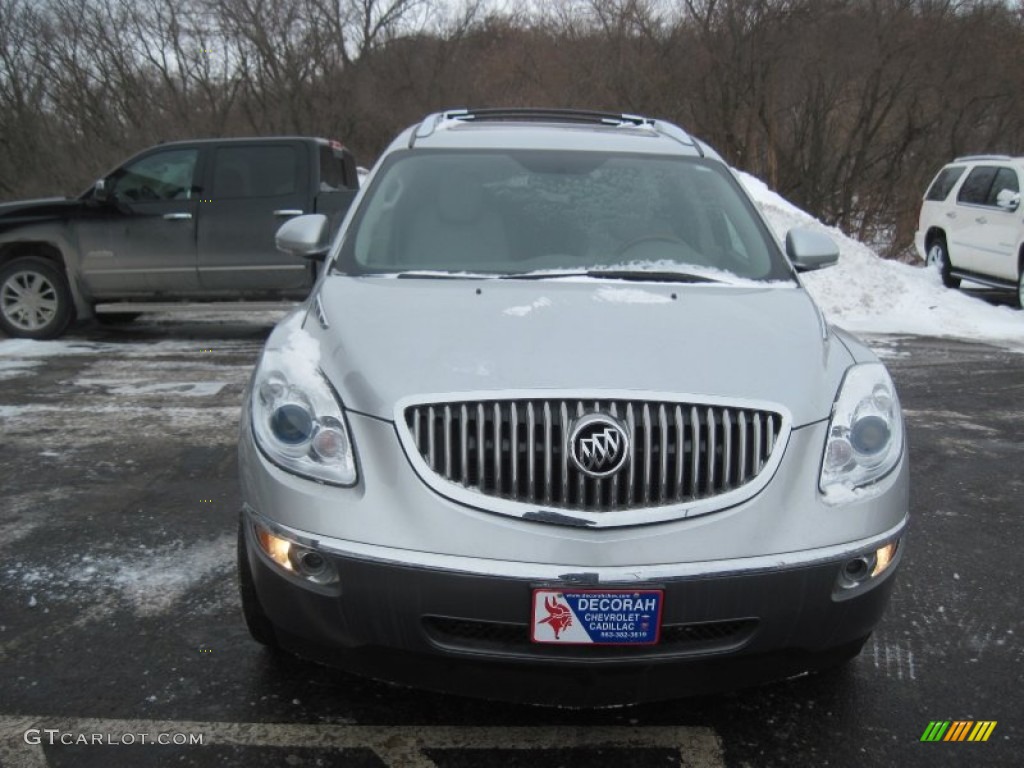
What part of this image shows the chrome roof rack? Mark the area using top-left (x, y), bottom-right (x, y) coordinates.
top-left (410, 107), bottom-right (700, 153)
top-left (953, 154), bottom-right (1013, 162)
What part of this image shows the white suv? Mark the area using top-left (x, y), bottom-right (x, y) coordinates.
top-left (915, 155), bottom-right (1024, 307)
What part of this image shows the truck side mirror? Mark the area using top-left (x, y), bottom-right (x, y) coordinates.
top-left (276, 214), bottom-right (330, 259)
top-left (93, 178), bottom-right (113, 203)
top-left (785, 228), bottom-right (839, 272)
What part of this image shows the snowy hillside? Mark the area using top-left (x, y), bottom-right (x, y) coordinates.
top-left (739, 172), bottom-right (1024, 353)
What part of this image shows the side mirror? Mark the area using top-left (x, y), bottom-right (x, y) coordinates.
top-left (786, 228), bottom-right (839, 272)
top-left (93, 178), bottom-right (113, 203)
top-left (996, 189), bottom-right (1020, 212)
top-left (276, 214), bottom-right (330, 258)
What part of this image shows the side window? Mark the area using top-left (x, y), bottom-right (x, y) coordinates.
top-left (957, 166), bottom-right (998, 205)
top-left (112, 149), bottom-right (197, 202)
top-left (925, 166), bottom-right (965, 201)
top-left (319, 146), bottom-right (349, 191)
top-left (985, 167), bottom-right (1019, 206)
top-left (213, 146), bottom-right (298, 199)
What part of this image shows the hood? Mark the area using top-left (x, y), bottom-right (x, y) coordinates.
top-left (314, 277), bottom-right (854, 427)
top-left (0, 197), bottom-right (78, 227)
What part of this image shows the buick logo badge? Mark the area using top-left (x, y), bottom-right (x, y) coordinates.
top-left (569, 413), bottom-right (630, 478)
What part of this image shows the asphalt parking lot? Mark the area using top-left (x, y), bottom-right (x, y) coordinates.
top-left (0, 314), bottom-right (1020, 767)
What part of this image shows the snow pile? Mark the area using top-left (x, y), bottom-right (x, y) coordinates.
top-left (738, 171), bottom-right (1024, 352)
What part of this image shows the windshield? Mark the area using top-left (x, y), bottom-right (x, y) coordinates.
top-left (337, 150), bottom-right (791, 282)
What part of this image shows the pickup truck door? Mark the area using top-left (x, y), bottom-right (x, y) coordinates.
top-left (76, 147), bottom-right (201, 296)
top-left (196, 142), bottom-right (312, 294)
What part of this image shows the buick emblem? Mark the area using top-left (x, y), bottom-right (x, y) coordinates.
top-left (569, 413), bottom-right (630, 478)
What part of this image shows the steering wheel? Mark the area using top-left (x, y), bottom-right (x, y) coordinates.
top-left (139, 185), bottom-right (159, 201)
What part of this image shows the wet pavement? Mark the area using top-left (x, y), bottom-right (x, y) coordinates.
top-left (0, 316), bottom-right (1020, 767)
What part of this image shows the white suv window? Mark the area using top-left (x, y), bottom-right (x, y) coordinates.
top-left (957, 166), bottom-right (1000, 206)
top-left (985, 167), bottom-right (1019, 206)
top-left (925, 166), bottom-right (965, 201)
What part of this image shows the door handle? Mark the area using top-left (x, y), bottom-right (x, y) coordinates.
top-left (975, 216), bottom-right (987, 224)
top-left (163, 212), bottom-right (193, 221)
top-left (273, 209), bottom-right (304, 217)
top-left (945, 211), bottom-right (956, 219)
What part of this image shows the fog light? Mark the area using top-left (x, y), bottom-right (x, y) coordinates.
top-left (256, 525), bottom-right (293, 572)
top-left (253, 521), bottom-right (338, 585)
top-left (872, 541), bottom-right (898, 577)
top-left (838, 555), bottom-right (875, 589)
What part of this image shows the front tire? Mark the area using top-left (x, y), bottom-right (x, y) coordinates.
top-left (0, 256), bottom-right (75, 339)
top-left (237, 520), bottom-right (281, 649)
top-left (1017, 269), bottom-right (1023, 310)
top-left (926, 238), bottom-right (960, 289)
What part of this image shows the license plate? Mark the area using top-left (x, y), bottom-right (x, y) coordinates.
top-left (530, 588), bottom-right (663, 645)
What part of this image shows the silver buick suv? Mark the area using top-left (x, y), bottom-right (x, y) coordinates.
top-left (237, 108), bottom-right (909, 706)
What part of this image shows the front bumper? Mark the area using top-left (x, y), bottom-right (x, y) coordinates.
top-left (241, 509), bottom-right (904, 706)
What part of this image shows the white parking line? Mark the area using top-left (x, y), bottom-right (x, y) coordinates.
top-left (0, 716), bottom-right (724, 768)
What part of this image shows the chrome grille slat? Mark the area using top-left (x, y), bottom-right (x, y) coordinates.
top-left (575, 402), bottom-right (585, 505)
top-left (476, 404), bottom-right (485, 488)
top-left (460, 404), bottom-right (469, 483)
top-left (404, 398), bottom-right (783, 513)
top-left (559, 402), bottom-right (569, 505)
top-left (689, 405), bottom-right (700, 497)
top-left (738, 411), bottom-right (748, 483)
top-left (674, 405), bottom-right (685, 501)
top-left (753, 412), bottom-right (763, 473)
top-left (443, 405), bottom-right (453, 478)
top-left (722, 408), bottom-right (732, 489)
top-left (706, 407), bottom-right (716, 492)
top-left (658, 405), bottom-right (669, 503)
top-left (510, 402), bottom-right (519, 499)
top-left (493, 402), bottom-right (502, 495)
top-left (527, 402), bottom-right (536, 499)
top-left (543, 402), bottom-right (553, 503)
top-left (428, 405), bottom-right (436, 470)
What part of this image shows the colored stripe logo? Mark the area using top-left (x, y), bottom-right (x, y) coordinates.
top-left (920, 721), bottom-right (997, 742)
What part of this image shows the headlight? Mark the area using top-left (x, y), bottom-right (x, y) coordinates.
top-left (250, 323), bottom-right (357, 486)
top-left (820, 363), bottom-right (903, 495)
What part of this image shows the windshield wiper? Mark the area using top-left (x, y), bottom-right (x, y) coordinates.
top-left (585, 269), bottom-right (720, 284)
top-left (392, 271), bottom-right (489, 280)
top-left (501, 269), bottom-right (720, 283)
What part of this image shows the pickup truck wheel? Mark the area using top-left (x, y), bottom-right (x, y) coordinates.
top-left (1017, 269), bottom-right (1023, 309)
top-left (0, 257), bottom-right (74, 339)
top-left (926, 239), bottom-right (960, 289)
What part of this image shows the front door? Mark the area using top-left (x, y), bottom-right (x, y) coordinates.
top-left (76, 147), bottom-right (201, 297)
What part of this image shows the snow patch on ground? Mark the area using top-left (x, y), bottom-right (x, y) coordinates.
top-left (738, 170), bottom-right (1024, 353)
top-left (0, 358), bottom-right (42, 381)
top-left (7, 534), bottom-right (234, 617)
top-left (73, 378), bottom-right (227, 397)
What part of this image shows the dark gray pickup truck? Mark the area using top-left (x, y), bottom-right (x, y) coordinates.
top-left (0, 137), bottom-right (359, 339)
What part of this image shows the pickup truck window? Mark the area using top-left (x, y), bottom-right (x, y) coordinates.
top-left (213, 146), bottom-right (298, 198)
top-left (319, 145), bottom-right (351, 191)
top-left (112, 148), bottom-right (197, 202)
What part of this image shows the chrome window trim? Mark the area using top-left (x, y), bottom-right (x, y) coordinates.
top-left (393, 389), bottom-right (793, 528)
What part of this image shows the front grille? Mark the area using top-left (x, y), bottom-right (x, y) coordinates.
top-left (423, 616), bottom-right (758, 655)
top-left (403, 398), bottom-right (783, 512)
